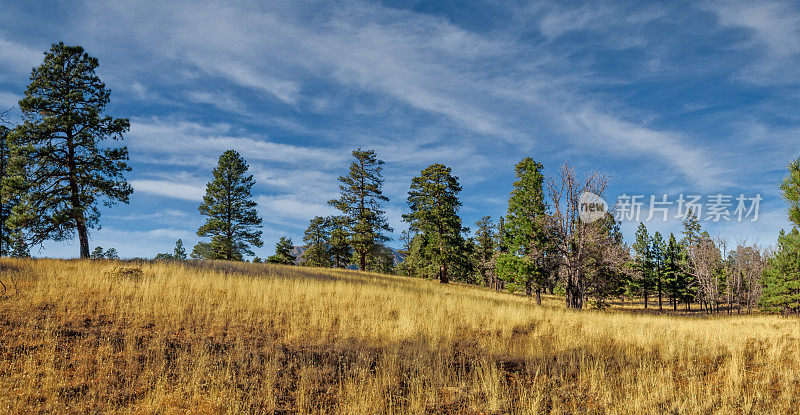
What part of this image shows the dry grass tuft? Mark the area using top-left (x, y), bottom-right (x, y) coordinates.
top-left (0, 258), bottom-right (798, 414)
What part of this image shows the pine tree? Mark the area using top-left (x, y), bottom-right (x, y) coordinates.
top-left (327, 216), bottom-right (351, 268)
top-left (780, 158), bottom-right (800, 227)
top-left (173, 239), bottom-right (187, 260)
top-left (496, 157), bottom-right (551, 303)
top-left (651, 231), bottom-right (665, 311)
top-left (328, 148), bottom-right (391, 271)
top-left (4, 43), bottom-right (132, 258)
top-left (760, 159), bottom-right (800, 314)
top-left (104, 248), bottom-right (119, 260)
top-left (91, 246), bottom-right (105, 260)
top-left (197, 150), bottom-right (263, 261)
top-left (403, 164), bottom-right (468, 284)
top-left (760, 229), bottom-right (800, 314)
top-left (664, 233), bottom-right (685, 311)
top-left (0, 125), bottom-right (12, 256)
top-left (633, 223), bottom-right (654, 308)
top-left (474, 216), bottom-right (496, 287)
top-left (190, 242), bottom-right (213, 260)
top-left (268, 236), bottom-right (296, 265)
top-left (301, 216), bottom-right (332, 267)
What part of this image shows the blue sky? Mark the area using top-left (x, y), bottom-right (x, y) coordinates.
top-left (0, 0), bottom-right (798, 258)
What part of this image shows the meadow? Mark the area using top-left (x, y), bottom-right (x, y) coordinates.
top-left (0, 258), bottom-right (798, 414)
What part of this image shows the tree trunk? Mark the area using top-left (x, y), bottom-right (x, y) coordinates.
top-left (658, 279), bottom-right (663, 312)
top-left (359, 251), bottom-right (366, 271)
top-left (536, 286), bottom-right (542, 306)
top-left (66, 133), bottom-right (90, 259)
top-left (644, 290), bottom-right (648, 310)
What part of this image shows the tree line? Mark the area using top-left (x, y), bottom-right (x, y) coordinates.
top-left (1, 43), bottom-right (799, 313)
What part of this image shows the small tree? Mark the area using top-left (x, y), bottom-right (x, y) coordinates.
top-left (328, 216), bottom-right (351, 268)
top-left (173, 239), bottom-right (187, 260)
top-left (90, 246), bottom-right (105, 259)
top-left (301, 216), bottom-right (331, 267)
top-left (197, 150), bottom-right (263, 261)
top-left (268, 237), bottom-right (296, 265)
top-left (4, 43), bottom-right (133, 258)
top-left (190, 242), bottom-right (213, 260)
top-left (328, 148), bottom-right (391, 271)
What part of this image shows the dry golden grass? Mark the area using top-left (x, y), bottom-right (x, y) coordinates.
top-left (1, 258), bottom-right (799, 414)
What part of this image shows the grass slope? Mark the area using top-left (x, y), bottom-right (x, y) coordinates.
top-left (0, 259), bottom-right (799, 413)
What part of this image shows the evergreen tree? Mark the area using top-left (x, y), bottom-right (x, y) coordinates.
top-left (0, 125), bottom-right (11, 256)
top-left (396, 228), bottom-right (415, 277)
top-left (197, 150), bottom-right (263, 261)
top-left (91, 246), bottom-right (105, 260)
top-left (760, 159), bottom-right (800, 313)
top-left (3, 43), bottom-right (132, 258)
top-left (268, 236), bottom-right (296, 265)
top-left (327, 215), bottom-right (351, 268)
top-left (780, 158), bottom-right (800, 227)
top-left (403, 164), bottom-right (468, 284)
top-left (496, 157), bottom-right (551, 303)
top-left (632, 223), bottom-right (654, 308)
top-left (328, 148), bottom-right (391, 271)
top-left (760, 229), bottom-right (800, 314)
top-left (651, 231), bottom-right (665, 311)
top-left (105, 248), bottom-right (119, 260)
top-left (301, 216), bottom-right (332, 267)
top-left (474, 216), bottom-right (496, 287)
top-left (584, 212), bottom-right (629, 309)
top-left (190, 242), bottom-right (213, 260)
top-left (663, 233), bottom-right (686, 311)
top-left (173, 239), bottom-right (187, 260)
top-left (366, 244), bottom-right (396, 274)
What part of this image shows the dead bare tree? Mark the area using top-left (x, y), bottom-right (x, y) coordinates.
top-left (730, 243), bottom-right (766, 314)
top-left (545, 162), bottom-right (610, 309)
top-left (687, 235), bottom-right (723, 313)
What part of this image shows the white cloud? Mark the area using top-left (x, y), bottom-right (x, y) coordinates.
top-left (562, 108), bottom-right (727, 190)
top-left (706, 0), bottom-right (800, 84)
top-left (257, 194), bottom-right (338, 225)
top-left (129, 118), bottom-right (346, 167)
top-left (130, 179), bottom-right (205, 201)
top-left (0, 37), bottom-right (42, 74)
top-left (0, 91), bottom-right (21, 111)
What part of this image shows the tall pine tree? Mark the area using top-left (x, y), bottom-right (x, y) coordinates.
top-left (328, 148), bottom-right (391, 271)
top-left (633, 223), bottom-right (654, 308)
top-left (197, 150), bottom-right (263, 261)
top-left (496, 157), bottom-right (552, 303)
top-left (4, 43), bottom-right (132, 258)
top-left (651, 231), bottom-right (665, 311)
top-left (474, 216), bottom-right (496, 287)
top-left (404, 164), bottom-right (468, 284)
top-left (0, 125), bottom-right (12, 256)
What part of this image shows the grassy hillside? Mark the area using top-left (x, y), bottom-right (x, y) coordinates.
top-left (0, 259), bottom-right (798, 413)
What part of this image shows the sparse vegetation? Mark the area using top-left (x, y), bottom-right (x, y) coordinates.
top-left (1, 258), bottom-right (799, 413)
